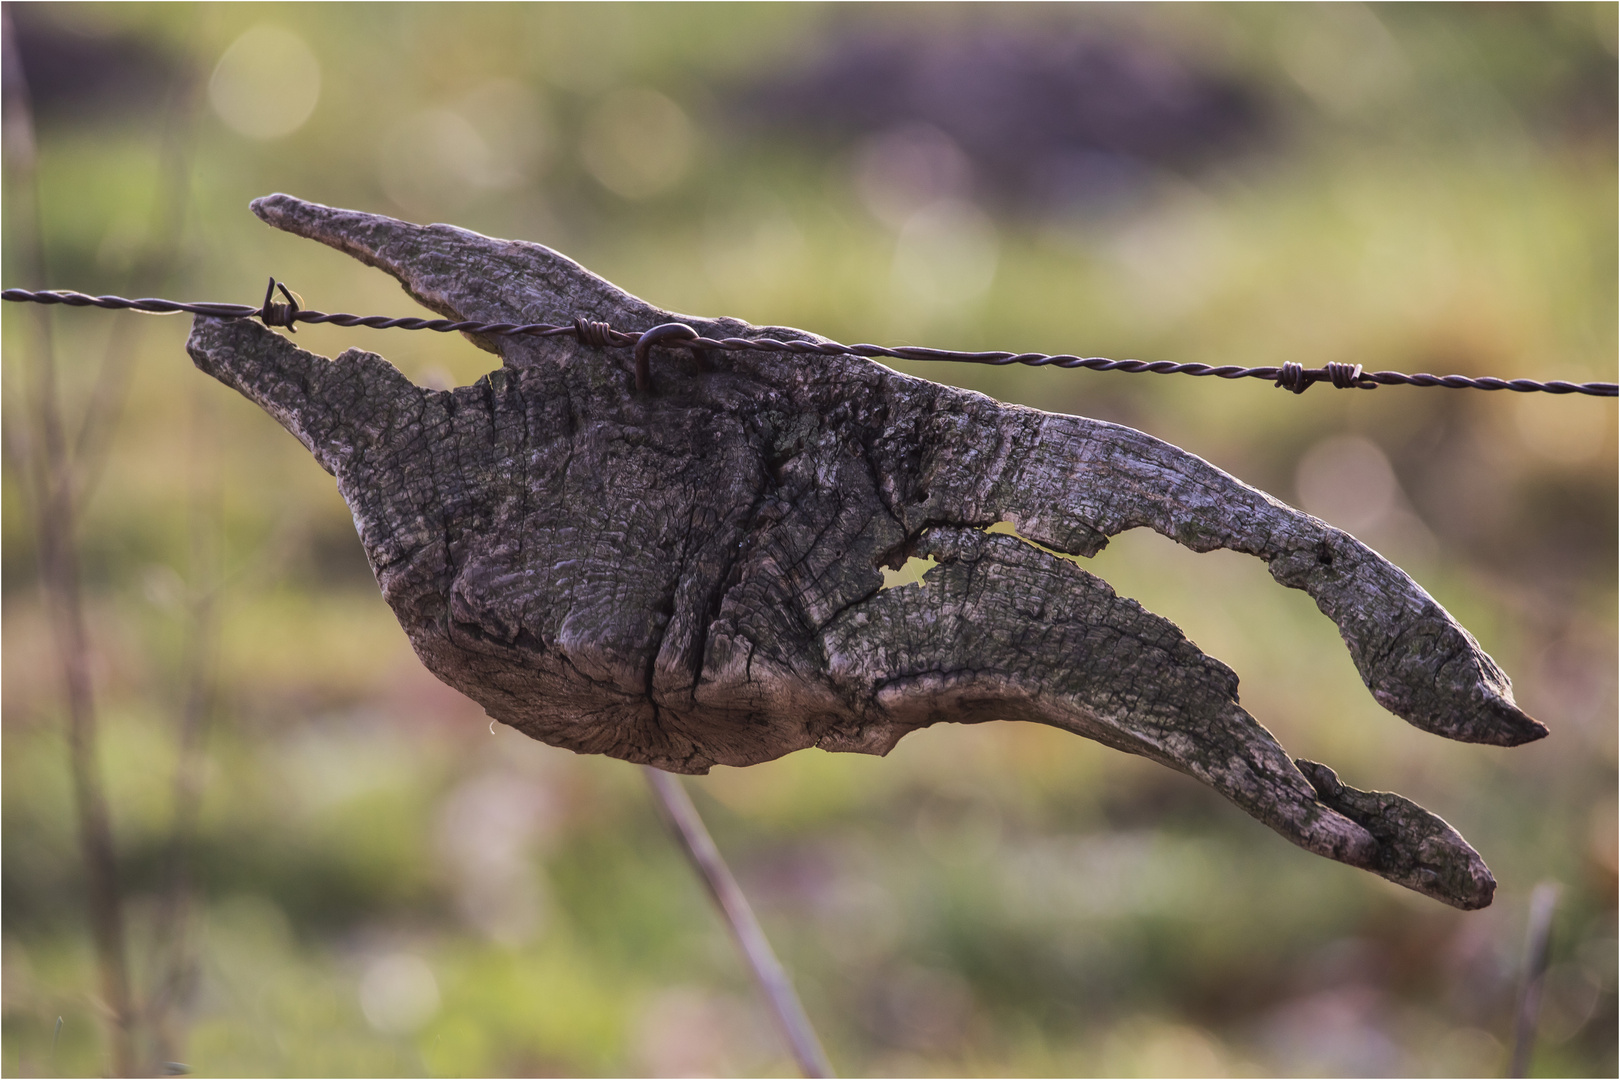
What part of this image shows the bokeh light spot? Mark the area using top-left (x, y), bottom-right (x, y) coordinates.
top-left (852, 124), bottom-right (974, 231)
top-left (358, 953), bottom-right (440, 1034)
top-left (890, 198), bottom-right (1000, 311)
top-left (378, 108), bottom-right (493, 218)
top-left (580, 87), bottom-right (694, 199)
top-left (208, 25), bottom-right (321, 140)
top-left (376, 81), bottom-right (552, 219)
top-left (1514, 394), bottom-right (1611, 465)
top-left (1295, 434), bottom-right (1399, 533)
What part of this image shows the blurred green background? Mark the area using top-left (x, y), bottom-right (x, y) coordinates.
top-left (2, 3), bottom-right (1615, 1076)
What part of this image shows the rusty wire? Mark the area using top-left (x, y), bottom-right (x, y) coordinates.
top-left (4, 281), bottom-right (1615, 397)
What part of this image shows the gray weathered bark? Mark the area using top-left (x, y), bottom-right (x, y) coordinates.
top-left (187, 194), bottom-right (1546, 911)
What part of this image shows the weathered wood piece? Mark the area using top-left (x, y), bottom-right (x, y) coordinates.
top-left (187, 194), bottom-right (1546, 911)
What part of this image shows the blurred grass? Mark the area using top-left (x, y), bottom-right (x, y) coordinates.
top-left (3, 3), bottom-right (1615, 1077)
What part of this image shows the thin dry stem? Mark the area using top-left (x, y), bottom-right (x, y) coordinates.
top-left (1509, 882), bottom-right (1560, 1077)
top-left (71, 64), bottom-right (203, 506)
top-left (643, 766), bottom-right (835, 1078)
top-left (145, 384), bottom-right (222, 1070)
top-left (3, 12), bottom-right (136, 1074)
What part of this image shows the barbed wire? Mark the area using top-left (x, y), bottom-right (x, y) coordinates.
top-left (5, 280), bottom-right (1615, 398)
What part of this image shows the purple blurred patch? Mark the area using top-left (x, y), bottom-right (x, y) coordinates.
top-left (729, 24), bottom-right (1272, 216)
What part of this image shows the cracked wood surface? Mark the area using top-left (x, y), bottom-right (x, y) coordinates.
top-left (185, 194), bottom-right (1547, 911)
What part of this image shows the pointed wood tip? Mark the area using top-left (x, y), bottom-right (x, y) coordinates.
top-left (1480, 699), bottom-right (1549, 747)
top-left (1296, 759), bottom-right (1497, 910)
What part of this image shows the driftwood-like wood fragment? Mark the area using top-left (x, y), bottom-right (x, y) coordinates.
top-left (187, 194), bottom-right (1546, 911)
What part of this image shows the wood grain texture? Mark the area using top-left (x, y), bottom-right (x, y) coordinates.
top-left (185, 194), bottom-right (1547, 910)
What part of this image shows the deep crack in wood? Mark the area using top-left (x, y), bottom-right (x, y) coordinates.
top-left (186, 194), bottom-right (1548, 911)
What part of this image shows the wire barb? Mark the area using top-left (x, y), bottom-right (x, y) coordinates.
top-left (258, 278), bottom-right (301, 332)
top-left (3, 285), bottom-right (1615, 398)
top-left (572, 316), bottom-right (616, 349)
top-left (1275, 360), bottom-right (1370, 394)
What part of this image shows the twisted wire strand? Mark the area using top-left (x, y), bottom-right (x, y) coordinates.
top-left (4, 285), bottom-right (1615, 398)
